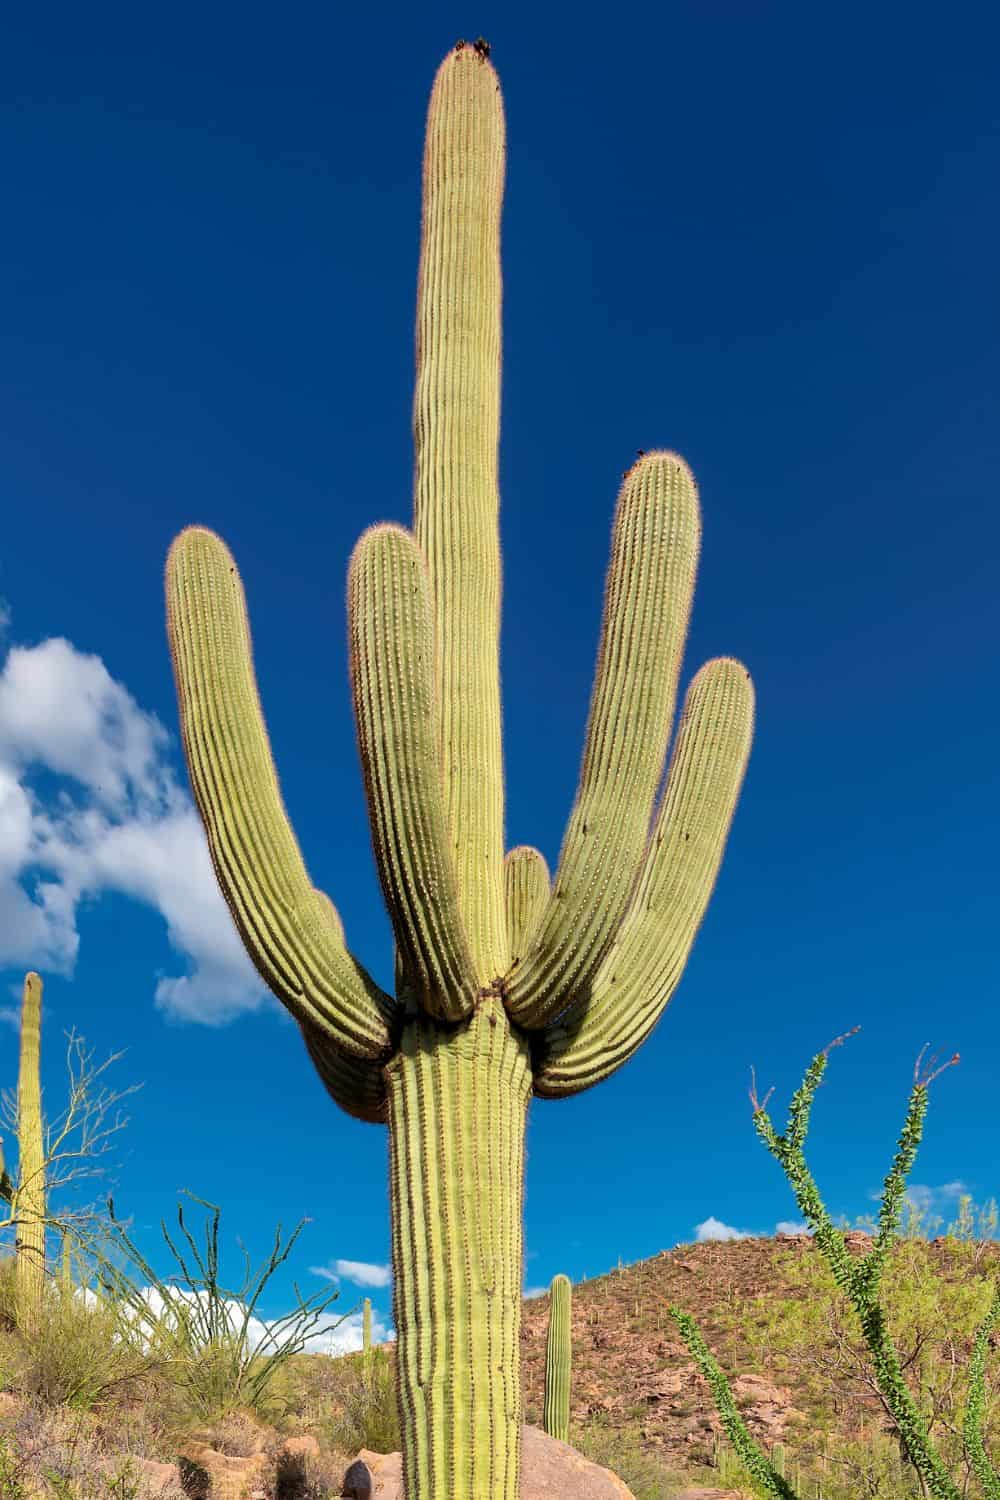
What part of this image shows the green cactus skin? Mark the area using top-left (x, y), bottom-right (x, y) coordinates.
top-left (362, 1296), bottom-right (372, 1355)
top-left (14, 973), bottom-right (45, 1333)
top-left (543, 1274), bottom-right (572, 1442)
top-left (165, 41), bottom-right (754, 1500)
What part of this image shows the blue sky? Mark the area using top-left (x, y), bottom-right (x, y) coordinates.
top-left (2, 2), bottom-right (997, 1346)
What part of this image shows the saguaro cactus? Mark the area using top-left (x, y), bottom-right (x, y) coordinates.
top-left (543, 1275), bottom-right (572, 1442)
top-left (14, 973), bottom-right (46, 1332)
top-left (165, 41), bottom-right (754, 1500)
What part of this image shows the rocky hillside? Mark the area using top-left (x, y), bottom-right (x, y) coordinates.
top-left (519, 1230), bottom-right (1000, 1477)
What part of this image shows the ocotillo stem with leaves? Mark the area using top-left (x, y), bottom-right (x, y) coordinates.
top-left (165, 41), bottom-right (753, 1500)
top-left (669, 1035), bottom-right (999, 1500)
top-left (543, 1274), bottom-right (572, 1441)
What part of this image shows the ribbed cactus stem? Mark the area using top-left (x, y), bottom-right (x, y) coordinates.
top-left (362, 1296), bottom-right (372, 1356)
top-left (388, 1006), bottom-right (531, 1499)
top-left (543, 1273), bottom-right (572, 1441)
top-left (163, 38), bottom-right (754, 1500)
top-left (14, 973), bottom-right (45, 1333)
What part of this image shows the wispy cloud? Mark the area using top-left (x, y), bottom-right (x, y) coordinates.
top-left (310, 1258), bottom-right (392, 1290)
top-left (776, 1220), bottom-right (811, 1235)
top-left (0, 635), bottom-right (266, 1023)
top-left (523, 1285), bottom-right (548, 1300)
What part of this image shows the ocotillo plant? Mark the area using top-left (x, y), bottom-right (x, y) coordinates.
top-left (669, 1034), bottom-right (1000, 1500)
top-left (10, 974), bottom-right (46, 1332)
top-left (543, 1275), bottom-right (572, 1442)
top-left (165, 41), bottom-right (754, 1500)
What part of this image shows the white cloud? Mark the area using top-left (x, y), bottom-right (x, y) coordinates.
top-left (775, 1220), bottom-right (811, 1236)
top-left (0, 600), bottom-right (10, 638)
top-left (0, 634), bottom-right (266, 1023)
top-left (523, 1285), bottom-right (548, 1300)
top-left (101, 1284), bottom-right (393, 1358)
top-left (695, 1216), bottom-right (753, 1242)
top-left (310, 1258), bottom-right (392, 1290)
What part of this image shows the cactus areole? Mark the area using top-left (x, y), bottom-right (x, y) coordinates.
top-left (165, 43), bottom-right (754, 1500)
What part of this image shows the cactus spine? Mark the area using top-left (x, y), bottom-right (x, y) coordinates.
top-left (14, 973), bottom-right (45, 1333)
top-left (165, 41), bottom-right (753, 1500)
top-left (543, 1274), bottom-right (572, 1442)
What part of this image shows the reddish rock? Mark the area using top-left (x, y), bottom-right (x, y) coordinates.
top-left (280, 1433), bottom-right (321, 1462)
top-left (341, 1425), bottom-right (635, 1498)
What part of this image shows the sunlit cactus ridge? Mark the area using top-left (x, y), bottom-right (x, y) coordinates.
top-left (165, 39), bottom-right (754, 1500)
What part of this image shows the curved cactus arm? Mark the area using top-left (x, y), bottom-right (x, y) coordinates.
top-left (166, 526), bottom-right (396, 1058)
top-left (299, 1020), bottom-right (388, 1126)
top-left (503, 847), bottom-right (550, 967)
top-left (413, 46), bottom-right (508, 984)
top-left (348, 524), bottom-right (478, 1022)
top-left (533, 657), bottom-right (753, 1096)
top-left (505, 453), bottom-right (700, 1029)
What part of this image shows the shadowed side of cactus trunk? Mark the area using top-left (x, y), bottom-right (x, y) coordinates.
top-left (165, 41), bottom-right (754, 1500)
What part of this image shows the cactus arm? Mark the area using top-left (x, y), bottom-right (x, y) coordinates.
top-left (166, 527), bottom-right (395, 1058)
top-left (543, 1273), bottom-right (572, 1441)
top-left (348, 525), bottom-right (478, 1022)
top-left (299, 1021), bottom-right (388, 1125)
top-left (503, 847), bottom-right (550, 966)
top-left (15, 972), bottom-right (46, 1332)
top-left (505, 454), bottom-right (700, 1029)
top-left (533, 658), bottom-right (753, 1096)
top-left (412, 46), bottom-right (508, 983)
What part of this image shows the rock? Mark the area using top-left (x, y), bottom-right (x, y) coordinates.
top-left (673, 1490), bottom-right (748, 1499)
top-left (180, 1443), bottom-right (269, 1500)
top-left (342, 1447), bottom-right (398, 1498)
top-left (341, 1425), bottom-right (635, 1498)
top-left (280, 1434), bottom-right (321, 1462)
top-left (99, 1456), bottom-right (183, 1495)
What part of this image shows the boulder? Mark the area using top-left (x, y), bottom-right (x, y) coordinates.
top-left (341, 1425), bottom-right (635, 1498)
top-left (98, 1455), bottom-right (184, 1496)
top-left (673, 1490), bottom-right (748, 1499)
top-left (280, 1434), bottom-right (321, 1462)
top-left (179, 1443), bottom-right (269, 1500)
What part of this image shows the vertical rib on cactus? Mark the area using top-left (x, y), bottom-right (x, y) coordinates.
top-left (543, 1274), bottom-right (572, 1442)
top-left (164, 39), bottom-right (754, 1500)
top-left (362, 1295), bottom-right (372, 1355)
top-left (14, 972), bottom-right (45, 1333)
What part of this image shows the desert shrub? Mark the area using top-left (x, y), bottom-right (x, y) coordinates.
top-left (570, 1413), bottom-right (674, 1499)
top-left (10, 1281), bottom-right (153, 1410)
top-left (0, 1401), bottom-right (186, 1499)
top-left (322, 1346), bottom-right (400, 1456)
top-left (93, 1193), bottom-right (343, 1427)
top-left (274, 1443), bottom-right (347, 1499)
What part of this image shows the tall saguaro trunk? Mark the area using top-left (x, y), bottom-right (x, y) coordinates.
top-left (14, 972), bottom-right (45, 1333)
top-left (388, 1005), bottom-right (531, 1500)
top-left (166, 39), bottom-right (754, 1500)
